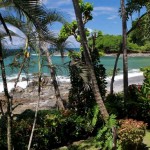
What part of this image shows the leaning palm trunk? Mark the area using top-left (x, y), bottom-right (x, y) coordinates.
top-left (40, 42), bottom-right (65, 110)
top-left (0, 40), bottom-right (12, 150)
top-left (72, 1), bottom-right (117, 149)
top-left (14, 57), bottom-right (26, 88)
top-left (72, 0), bottom-right (108, 121)
top-left (46, 54), bottom-right (65, 110)
top-left (110, 44), bottom-right (122, 95)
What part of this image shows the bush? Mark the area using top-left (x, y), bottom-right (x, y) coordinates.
top-left (141, 42), bottom-right (150, 51)
top-left (127, 42), bottom-right (141, 52)
top-left (141, 67), bottom-right (150, 99)
top-left (127, 67), bottom-right (150, 126)
top-left (118, 119), bottom-right (147, 150)
top-left (105, 86), bottom-right (150, 127)
top-left (0, 109), bottom-right (100, 149)
top-left (105, 93), bottom-right (125, 118)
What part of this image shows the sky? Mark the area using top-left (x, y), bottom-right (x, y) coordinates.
top-left (42, 0), bottom-right (142, 47)
top-left (0, 0), bottom-right (145, 48)
top-left (44, 0), bottom-right (122, 35)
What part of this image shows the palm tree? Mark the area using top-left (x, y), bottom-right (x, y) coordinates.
top-left (121, 0), bottom-right (128, 104)
top-left (3, 4), bottom-right (67, 111)
top-left (39, 41), bottom-right (65, 110)
top-left (71, 0), bottom-right (109, 121)
top-left (33, 10), bottom-right (67, 110)
top-left (0, 1), bottom-right (49, 149)
top-left (72, 1), bottom-right (118, 149)
top-left (110, 7), bottom-right (149, 95)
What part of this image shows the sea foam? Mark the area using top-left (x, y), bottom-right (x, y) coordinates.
top-left (0, 69), bottom-right (144, 93)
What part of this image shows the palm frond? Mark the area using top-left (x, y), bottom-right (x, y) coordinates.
top-left (0, 13), bottom-right (12, 41)
top-left (71, 60), bottom-right (91, 90)
top-left (1, 0), bottom-right (49, 34)
top-left (42, 9), bottom-right (67, 25)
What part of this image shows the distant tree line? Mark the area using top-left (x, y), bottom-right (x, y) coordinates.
top-left (88, 29), bottom-right (150, 53)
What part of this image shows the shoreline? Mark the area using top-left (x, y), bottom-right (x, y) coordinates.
top-left (53, 52), bottom-right (150, 57)
top-left (0, 71), bottom-right (145, 93)
top-left (104, 52), bottom-right (150, 57)
top-left (0, 74), bottom-right (144, 114)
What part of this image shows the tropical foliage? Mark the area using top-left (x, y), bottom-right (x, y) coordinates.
top-left (0, 0), bottom-right (150, 149)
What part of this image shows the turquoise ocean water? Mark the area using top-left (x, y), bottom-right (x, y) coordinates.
top-left (0, 54), bottom-right (150, 92)
top-left (2, 54), bottom-right (150, 76)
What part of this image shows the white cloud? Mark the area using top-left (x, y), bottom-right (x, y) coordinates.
top-left (87, 28), bottom-right (93, 34)
top-left (93, 6), bottom-right (117, 16)
top-left (66, 35), bottom-right (80, 48)
top-left (0, 24), bottom-right (26, 48)
top-left (2, 36), bottom-right (26, 49)
top-left (107, 15), bottom-right (117, 20)
top-left (43, 0), bottom-right (71, 8)
top-left (7, 24), bottom-right (26, 38)
top-left (94, 7), bottom-right (115, 11)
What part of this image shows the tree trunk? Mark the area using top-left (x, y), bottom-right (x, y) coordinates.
top-left (40, 42), bottom-right (65, 110)
top-left (110, 44), bottom-right (122, 95)
top-left (0, 41), bottom-right (12, 150)
top-left (72, 0), bottom-right (109, 121)
top-left (28, 74), bottom-right (41, 150)
top-left (110, 11), bottom-right (147, 95)
top-left (121, 0), bottom-right (128, 103)
top-left (72, 1), bottom-right (118, 149)
top-left (46, 51), bottom-right (65, 110)
top-left (14, 57), bottom-right (26, 89)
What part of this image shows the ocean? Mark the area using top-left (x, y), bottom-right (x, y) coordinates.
top-left (0, 54), bottom-right (150, 92)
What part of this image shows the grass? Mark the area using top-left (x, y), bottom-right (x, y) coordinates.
top-left (54, 138), bottom-right (99, 150)
top-left (143, 130), bottom-right (150, 148)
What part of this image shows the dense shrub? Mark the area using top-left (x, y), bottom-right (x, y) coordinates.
top-left (140, 42), bottom-right (150, 51)
top-left (118, 119), bottom-right (147, 150)
top-left (127, 67), bottom-right (150, 126)
top-left (0, 109), bottom-right (101, 149)
top-left (105, 93), bottom-right (125, 118)
top-left (127, 42), bottom-right (141, 52)
top-left (96, 114), bottom-right (118, 150)
top-left (68, 47), bottom-right (107, 115)
top-left (105, 67), bottom-right (150, 127)
top-left (141, 67), bottom-right (150, 99)
top-left (105, 86), bottom-right (150, 126)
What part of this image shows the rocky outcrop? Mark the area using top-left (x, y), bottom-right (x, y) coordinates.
top-left (6, 77), bottom-right (70, 114)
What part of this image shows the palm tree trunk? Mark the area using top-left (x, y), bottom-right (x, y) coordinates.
top-left (14, 57), bottom-right (26, 88)
top-left (72, 1), bottom-right (118, 149)
top-left (72, 0), bottom-right (109, 121)
top-left (121, 0), bottom-right (128, 103)
top-left (28, 75), bottom-right (41, 150)
top-left (0, 100), bottom-right (4, 116)
top-left (110, 44), bottom-right (122, 95)
top-left (40, 42), bottom-right (65, 110)
top-left (45, 49), bottom-right (65, 110)
top-left (110, 10), bottom-right (147, 95)
top-left (0, 40), bottom-right (12, 150)
top-left (28, 49), bottom-right (42, 150)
